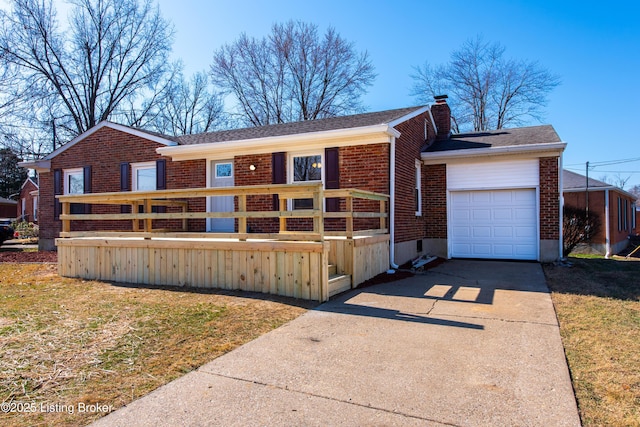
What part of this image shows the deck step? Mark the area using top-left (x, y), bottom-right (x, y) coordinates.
top-left (328, 274), bottom-right (351, 297)
top-left (328, 264), bottom-right (337, 276)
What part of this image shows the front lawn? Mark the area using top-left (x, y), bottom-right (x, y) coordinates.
top-left (0, 264), bottom-right (311, 427)
top-left (543, 255), bottom-right (640, 427)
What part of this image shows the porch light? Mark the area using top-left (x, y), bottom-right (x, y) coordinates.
top-left (249, 164), bottom-right (256, 171)
top-left (312, 162), bottom-right (321, 168)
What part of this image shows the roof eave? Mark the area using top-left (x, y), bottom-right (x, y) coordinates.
top-left (563, 186), bottom-right (638, 199)
top-left (19, 159), bottom-right (52, 173)
top-left (420, 142), bottom-right (567, 164)
top-left (159, 124), bottom-right (401, 161)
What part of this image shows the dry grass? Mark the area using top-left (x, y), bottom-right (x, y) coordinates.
top-left (0, 264), bottom-right (312, 427)
top-left (543, 255), bottom-right (640, 427)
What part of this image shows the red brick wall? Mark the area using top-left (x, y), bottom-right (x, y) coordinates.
top-left (423, 164), bottom-right (447, 239)
top-left (235, 153), bottom-right (278, 232)
top-left (539, 157), bottom-right (560, 240)
top-left (40, 126), bottom-right (206, 242)
top-left (393, 112), bottom-right (434, 243)
top-left (564, 189), bottom-right (636, 245)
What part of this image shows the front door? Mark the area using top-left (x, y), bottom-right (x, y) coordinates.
top-left (209, 161), bottom-right (234, 232)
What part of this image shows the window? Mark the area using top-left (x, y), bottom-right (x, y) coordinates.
top-left (64, 168), bottom-right (84, 195)
top-left (415, 159), bottom-right (422, 216)
top-left (63, 168), bottom-right (89, 215)
top-left (132, 162), bottom-right (157, 191)
top-left (33, 197), bottom-right (37, 221)
top-left (215, 162), bottom-right (233, 178)
top-left (289, 152), bottom-right (323, 209)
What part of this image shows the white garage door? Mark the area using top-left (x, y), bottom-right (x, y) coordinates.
top-left (450, 189), bottom-right (538, 260)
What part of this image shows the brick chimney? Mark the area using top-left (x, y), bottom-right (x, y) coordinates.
top-left (431, 95), bottom-right (451, 140)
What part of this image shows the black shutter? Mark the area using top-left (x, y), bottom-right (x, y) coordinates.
top-left (272, 152), bottom-right (286, 210)
top-left (120, 162), bottom-right (130, 213)
top-left (325, 147), bottom-right (339, 212)
top-left (83, 166), bottom-right (92, 214)
top-left (156, 159), bottom-right (167, 213)
top-left (156, 159), bottom-right (166, 190)
top-left (53, 169), bottom-right (62, 219)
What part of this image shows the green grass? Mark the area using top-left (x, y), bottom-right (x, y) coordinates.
top-left (544, 255), bottom-right (640, 427)
top-left (0, 264), bottom-right (311, 427)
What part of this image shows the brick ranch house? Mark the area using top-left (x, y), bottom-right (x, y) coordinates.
top-left (17, 177), bottom-right (39, 223)
top-left (563, 169), bottom-right (638, 256)
top-left (22, 96), bottom-right (566, 265)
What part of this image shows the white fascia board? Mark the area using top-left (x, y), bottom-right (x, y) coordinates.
top-left (387, 106), bottom-right (430, 128)
top-left (420, 142), bottom-right (567, 164)
top-left (158, 124), bottom-right (400, 161)
top-left (19, 159), bottom-right (52, 173)
top-left (40, 121), bottom-right (178, 161)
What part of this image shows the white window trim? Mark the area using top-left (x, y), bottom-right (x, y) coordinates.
top-left (33, 197), bottom-right (38, 221)
top-left (415, 159), bottom-right (422, 216)
top-left (131, 161), bottom-right (157, 191)
top-left (288, 151), bottom-right (324, 184)
top-left (63, 168), bottom-right (84, 195)
top-left (288, 151), bottom-right (324, 210)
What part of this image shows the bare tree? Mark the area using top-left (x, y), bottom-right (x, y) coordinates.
top-left (210, 21), bottom-right (375, 126)
top-left (150, 71), bottom-right (226, 136)
top-left (628, 184), bottom-right (640, 203)
top-left (411, 36), bottom-right (560, 132)
top-left (0, 0), bottom-right (174, 148)
top-left (598, 173), bottom-right (632, 190)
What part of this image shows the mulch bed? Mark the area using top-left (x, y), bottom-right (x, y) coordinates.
top-left (0, 251), bottom-right (58, 263)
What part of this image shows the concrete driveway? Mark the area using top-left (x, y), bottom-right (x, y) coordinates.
top-left (92, 260), bottom-right (580, 426)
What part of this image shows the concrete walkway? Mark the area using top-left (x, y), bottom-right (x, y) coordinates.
top-left (92, 260), bottom-right (581, 427)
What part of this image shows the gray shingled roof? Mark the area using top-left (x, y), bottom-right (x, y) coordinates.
top-left (563, 169), bottom-right (611, 190)
top-left (0, 197), bottom-right (17, 205)
top-left (175, 106), bottom-right (425, 145)
top-left (423, 125), bottom-right (561, 152)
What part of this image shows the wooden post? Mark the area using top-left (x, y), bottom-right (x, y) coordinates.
top-left (144, 198), bottom-right (152, 232)
top-left (132, 202), bottom-right (140, 232)
top-left (380, 200), bottom-right (386, 232)
top-left (238, 194), bottom-right (247, 240)
top-left (62, 201), bottom-right (70, 233)
top-left (279, 197), bottom-right (287, 233)
top-left (182, 203), bottom-right (188, 231)
top-left (345, 196), bottom-right (353, 238)
top-left (313, 186), bottom-right (324, 241)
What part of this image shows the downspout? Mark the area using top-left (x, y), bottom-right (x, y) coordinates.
top-left (605, 188), bottom-right (611, 258)
top-left (389, 135), bottom-right (398, 269)
top-left (559, 155), bottom-right (564, 260)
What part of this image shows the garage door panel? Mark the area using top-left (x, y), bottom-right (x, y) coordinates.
top-left (450, 189), bottom-right (537, 260)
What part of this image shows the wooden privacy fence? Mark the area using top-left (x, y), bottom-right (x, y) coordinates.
top-left (56, 183), bottom-right (389, 240)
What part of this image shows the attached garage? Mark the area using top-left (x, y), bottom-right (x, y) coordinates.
top-left (447, 159), bottom-right (540, 261)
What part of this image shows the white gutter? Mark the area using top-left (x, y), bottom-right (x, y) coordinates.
top-left (159, 124), bottom-right (402, 161)
top-left (18, 160), bottom-right (52, 173)
top-left (421, 142), bottom-right (567, 163)
top-left (389, 135), bottom-right (398, 269)
top-left (605, 188), bottom-right (611, 258)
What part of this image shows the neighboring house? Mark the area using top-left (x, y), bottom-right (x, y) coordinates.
top-left (563, 170), bottom-right (637, 256)
top-left (0, 197), bottom-right (17, 219)
top-left (21, 96), bottom-right (566, 263)
top-left (17, 177), bottom-right (39, 223)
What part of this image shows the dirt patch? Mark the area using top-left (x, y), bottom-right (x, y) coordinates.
top-left (0, 250), bottom-right (57, 263)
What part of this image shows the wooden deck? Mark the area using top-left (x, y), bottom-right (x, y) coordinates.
top-left (56, 184), bottom-right (390, 301)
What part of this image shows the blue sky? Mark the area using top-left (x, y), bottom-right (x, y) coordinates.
top-left (154, 0), bottom-right (640, 188)
top-left (7, 0), bottom-right (640, 187)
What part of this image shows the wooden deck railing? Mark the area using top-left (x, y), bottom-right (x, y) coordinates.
top-left (56, 183), bottom-right (389, 241)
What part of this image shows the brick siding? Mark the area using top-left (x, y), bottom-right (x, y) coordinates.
top-left (39, 127), bottom-right (206, 242)
top-left (539, 157), bottom-right (560, 240)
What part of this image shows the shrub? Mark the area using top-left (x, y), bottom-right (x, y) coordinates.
top-left (563, 206), bottom-right (600, 257)
top-left (12, 221), bottom-right (39, 239)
